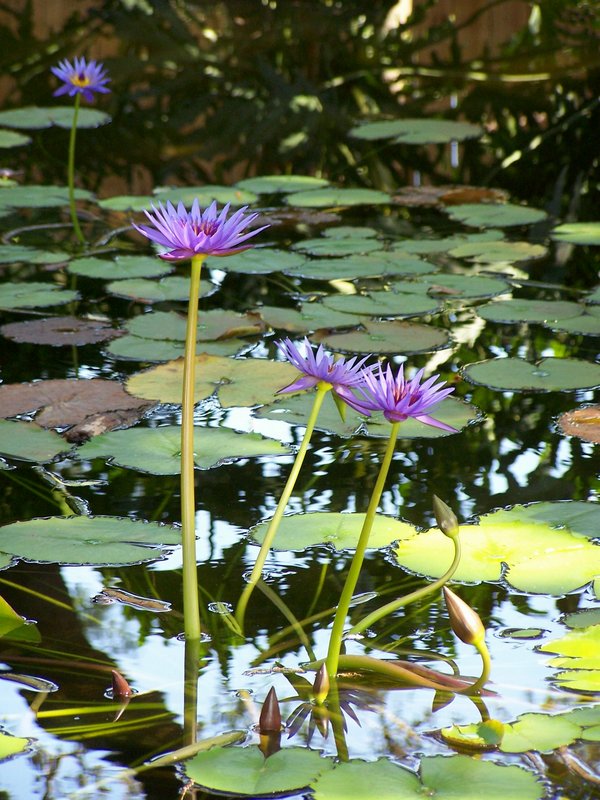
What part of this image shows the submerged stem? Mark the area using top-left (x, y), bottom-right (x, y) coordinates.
top-left (67, 95), bottom-right (85, 246)
top-left (181, 254), bottom-right (205, 642)
top-left (326, 421), bottom-right (400, 679)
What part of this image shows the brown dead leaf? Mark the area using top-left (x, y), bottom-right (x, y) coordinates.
top-left (439, 187), bottom-right (509, 206)
top-left (391, 185), bottom-right (509, 208)
top-left (0, 316), bottom-right (123, 346)
top-left (557, 405), bottom-right (600, 444)
top-left (0, 379), bottom-right (154, 440)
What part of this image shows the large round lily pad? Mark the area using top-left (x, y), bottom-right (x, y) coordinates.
top-left (322, 291), bottom-right (441, 318)
top-left (0, 245), bottom-right (67, 265)
top-left (68, 255), bottom-right (172, 280)
top-left (448, 240), bottom-right (547, 263)
top-left (349, 119), bottom-right (483, 144)
top-left (0, 516), bottom-right (181, 566)
top-left (106, 276), bottom-right (215, 303)
top-left (291, 237), bottom-right (383, 257)
top-left (205, 248), bottom-right (306, 275)
top-left (0, 282), bottom-right (79, 310)
top-left (235, 175), bottom-right (330, 194)
top-left (462, 357), bottom-right (600, 392)
top-left (540, 626), bottom-right (600, 692)
top-left (0, 185), bottom-right (94, 209)
top-left (256, 392), bottom-right (366, 438)
top-left (408, 273), bottom-right (510, 299)
top-left (257, 304), bottom-right (364, 333)
top-left (285, 188), bottom-right (391, 208)
top-left (285, 254), bottom-right (434, 281)
top-left (315, 320), bottom-right (450, 354)
top-left (0, 106), bottom-right (111, 129)
top-left (445, 203), bottom-right (547, 228)
top-left (477, 299), bottom-right (583, 324)
top-left (77, 425), bottom-right (290, 474)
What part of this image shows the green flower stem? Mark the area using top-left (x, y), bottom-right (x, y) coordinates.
top-left (181, 254), bottom-right (205, 642)
top-left (348, 534), bottom-right (462, 636)
top-left (463, 636), bottom-right (492, 695)
top-left (67, 94), bottom-right (85, 246)
top-left (326, 421), bottom-right (400, 679)
top-left (235, 381), bottom-right (330, 627)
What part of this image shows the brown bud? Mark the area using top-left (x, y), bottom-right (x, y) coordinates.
top-left (259, 687), bottom-right (282, 733)
top-left (432, 495), bottom-right (459, 539)
top-left (111, 670), bottom-right (133, 699)
top-left (443, 587), bottom-right (485, 646)
top-left (312, 663), bottom-right (330, 705)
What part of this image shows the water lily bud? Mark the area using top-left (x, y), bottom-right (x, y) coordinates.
top-left (432, 495), bottom-right (459, 539)
top-left (111, 669), bottom-right (133, 699)
top-left (313, 663), bottom-right (330, 705)
top-left (443, 587), bottom-right (485, 646)
top-left (259, 686), bottom-right (282, 733)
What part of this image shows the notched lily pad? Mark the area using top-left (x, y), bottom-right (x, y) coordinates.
top-left (77, 425), bottom-right (290, 474)
top-left (0, 185), bottom-right (94, 209)
top-left (291, 237), bottom-right (382, 257)
top-left (0, 516), bottom-right (180, 566)
top-left (448, 240), bottom-right (547, 263)
top-left (0, 316), bottom-right (121, 346)
top-left (322, 291), bottom-right (441, 318)
top-left (0, 245), bottom-right (67, 265)
top-left (462, 357), bottom-right (600, 392)
top-left (541, 626), bottom-right (600, 692)
top-left (153, 184), bottom-right (257, 207)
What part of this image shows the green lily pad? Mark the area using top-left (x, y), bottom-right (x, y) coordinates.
top-left (126, 354), bottom-right (298, 406)
top-left (286, 254), bottom-right (433, 280)
top-left (313, 755), bottom-right (542, 800)
top-left (547, 312), bottom-right (600, 335)
top-left (0, 130), bottom-right (31, 148)
top-left (349, 119), bottom-right (483, 144)
top-left (462, 357), bottom-right (600, 392)
top-left (499, 713), bottom-right (581, 753)
top-left (251, 512), bottom-right (415, 551)
top-left (477, 299), bottom-right (583, 324)
top-left (185, 746), bottom-right (332, 795)
top-left (98, 195), bottom-right (154, 212)
top-left (322, 291), bottom-right (441, 318)
top-left (106, 335), bottom-right (244, 362)
top-left (0, 106), bottom-right (111, 129)
top-left (315, 319), bottom-right (450, 354)
top-left (285, 188), bottom-right (391, 208)
top-left (205, 248), bottom-right (307, 275)
top-left (0, 419), bottom-right (71, 463)
top-left (488, 500), bottom-right (600, 539)
top-left (256, 392), bottom-right (367, 438)
top-left (0, 731), bottom-right (30, 762)
top-left (106, 276), bottom-right (215, 303)
top-left (235, 175), bottom-right (330, 194)
top-left (324, 226), bottom-right (378, 239)
top-left (586, 286), bottom-right (600, 304)
top-left (541, 626), bottom-right (600, 670)
top-left (445, 203), bottom-right (547, 228)
top-left (77, 425), bottom-right (289, 474)
top-left (551, 222), bottom-right (600, 245)
top-left (291, 237), bottom-right (383, 257)
top-left (448, 240), bottom-right (547, 263)
top-left (68, 255), bottom-right (172, 280)
top-left (257, 304), bottom-right (364, 333)
top-left (0, 245), bottom-right (67, 265)
top-left (563, 609), bottom-right (600, 629)
top-left (153, 185), bottom-right (257, 207)
top-left (0, 595), bottom-right (40, 642)
top-left (392, 501), bottom-right (600, 596)
top-left (393, 231), bottom-right (503, 255)
top-left (125, 309), bottom-right (261, 343)
top-left (0, 515), bottom-right (181, 566)
top-left (0, 185), bottom-right (94, 209)
top-left (408, 273), bottom-right (510, 299)
top-left (0, 282), bottom-right (79, 310)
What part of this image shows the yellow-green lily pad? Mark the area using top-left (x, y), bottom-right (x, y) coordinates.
top-left (0, 130), bottom-right (31, 148)
top-left (349, 119), bottom-right (483, 144)
top-left (235, 175), bottom-right (330, 194)
top-left (257, 304), bottom-right (364, 333)
top-left (0, 185), bottom-right (94, 209)
top-left (0, 731), bottom-right (31, 762)
top-left (551, 222), bottom-right (600, 246)
top-left (446, 203), bottom-right (547, 228)
top-left (291, 237), bottom-right (383, 257)
top-left (448, 240), bottom-right (547, 263)
top-left (0, 106), bottom-right (110, 129)
top-left (153, 184), bottom-right (257, 206)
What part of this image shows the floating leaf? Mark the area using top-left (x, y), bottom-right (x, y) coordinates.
top-left (409, 273), bottom-right (510, 299)
top-left (185, 746), bottom-right (332, 795)
top-left (77, 425), bottom-right (290, 474)
top-left (445, 203), bottom-right (547, 228)
top-left (126, 354), bottom-right (298, 407)
top-left (0, 419), bottom-right (70, 462)
top-left (0, 316), bottom-right (121, 346)
top-left (551, 222), bottom-right (600, 246)
top-left (285, 188), bottom-right (391, 207)
top-left (98, 195), bottom-right (154, 212)
top-left (257, 392), bottom-right (366, 438)
top-left (324, 225), bottom-right (378, 239)
top-left (0, 130), bottom-right (31, 148)
top-left (314, 319), bottom-right (450, 354)
top-left (349, 119), bottom-right (483, 144)
top-left (0, 731), bottom-right (30, 762)
top-left (499, 713), bottom-right (581, 753)
top-left (257, 303), bottom-right (363, 333)
top-left (153, 184), bottom-right (257, 206)
top-left (0, 185), bottom-right (94, 209)
top-left (393, 231), bottom-right (503, 255)
top-left (106, 276), bottom-right (214, 302)
top-left (0, 516), bottom-right (180, 566)
top-left (0, 245), bottom-right (67, 265)
top-left (462, 357), bottom-right (600, 392)
top-left (322, 291), bottom-right (441, 318)
top-left (0, 282), bottom-right (78, 310)
top-left (291, 237), bottom-right (382, 257)
top-left (448, 240), bottom-right (547, 263)
top-left (205, 248), bottom-right (306, 274)
top-left (0, 106), bottom-right (111, 129)
top-left (477, 299), bottom-right (583, 324)
top-left (235, 175), bottom-right (330, 194)
top-left (105, 335), bottom-right (188, 362)
top-left (547, 312), bottom-right (600, 335)
top-left (563, 609), bottom-right (600, 629)
top-left (286, 254), bottom-right (433, 280)
top-left (558, 405), bottom-right (600, 444)
top-left (0, 595), bottom-right (40, 642)
top-left (541, 627), bottom-right (600, 692)
top-left (392, 501), bottom-right (600, 597)
top-left (68, 255), bottom-right (172, 280)
top-left (251, 512), bottom-right (414, 551)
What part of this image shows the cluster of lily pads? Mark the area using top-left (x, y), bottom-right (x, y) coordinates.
top-left (0, 56), bottom-right (599, 798)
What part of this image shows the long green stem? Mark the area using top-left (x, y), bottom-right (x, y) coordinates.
top-left (181, 254), bottom-right (205, 641)
top-left (326, 421), bottom-right (400, 678)
top-left (236, 382), bottom-right (330, 627)
top-left (464, 636), bottom-right (492, 695)
top-left (67, 95), bottom-right (85, 246)
top-left (349, 535), bottom-right (462, 636)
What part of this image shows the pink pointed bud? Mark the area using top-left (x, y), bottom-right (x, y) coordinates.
top-left (443, 587), bottom-right (485, 646)
top-left (313, 663), bottom-right (330, 705)
top-left (259, 687), bottom-right (282, 733)
top-left (432, 495), bottom-right (459, 539)
top-left (111, 670), bottom-right (133, 699)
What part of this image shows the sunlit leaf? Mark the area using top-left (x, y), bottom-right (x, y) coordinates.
top-left (106, 276), bottom-right (215, 302)
top-left (0, 731), bottom-right (30, 762)
top-left (499, 713), bottom-right (581, 753)
top-left (235, 175), bottom-right (330, 193)
top-left (445, 203), bottom-right (547, 228)
top-left (314, 319), bottom-right (450, 354)
top-left (68, 255), bottom-right (172, 280)
top-left (0, 516), bottom-right (181, 566)
top-left (0, 106), bottom-right (110, 129)
top-left (285, 188), bottom-right (391, 207)
top-left (462, 357), bottom-right (600, 391)
top-left (77, 425), bottom-right (290, 474)
top-left (291, 237), bottom-right (383, 257)
top-left (256, 392), bottom-right (366, 438)
top-left (551, 222), bottom-right (600, 245)
top-left (0, 595), bottom-right (40, 642)
top-left (541, 626), bottom-right (600, 670)
top-left (0, 282), bottom-right (78, 310)
top-left (0, 419), bottom-right (70, 462)
top-left (349, 119), bottom-right (483, 144)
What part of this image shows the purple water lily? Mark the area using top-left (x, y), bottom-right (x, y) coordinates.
top-left (132, 199), bottom-right (268, 261)
top-left (51, 56), bottom-right (110, 102)
top-left (346, 363), bottom-right (457, 432)
top-left (277, 337), bottom-right (373, 402)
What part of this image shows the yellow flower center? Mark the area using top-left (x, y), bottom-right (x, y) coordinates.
top-left (71, 74), bottom-right (91, 88)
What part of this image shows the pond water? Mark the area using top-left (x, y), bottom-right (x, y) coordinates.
top-left (0, 2), bottom-right (599, 799)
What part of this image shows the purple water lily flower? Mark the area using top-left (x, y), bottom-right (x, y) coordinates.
top-left (51, 56), bottom-right (110, 102)
top-left (346, 363), bottom-right (457, 432)
top-left (132, 199), bottom-right (268, 261)
top-left (277, 337), bottom-right (373, 403)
